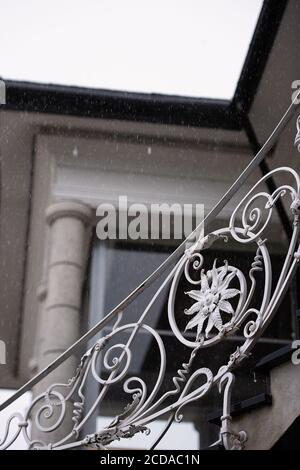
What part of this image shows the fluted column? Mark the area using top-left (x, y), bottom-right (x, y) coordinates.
top-left (32, 201), bottom-right (92, 445)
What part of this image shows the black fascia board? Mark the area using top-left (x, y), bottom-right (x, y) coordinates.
top-left (2, 80), bottom-right (240, 130)
top-left (254, 343), bottom-right (293, 372)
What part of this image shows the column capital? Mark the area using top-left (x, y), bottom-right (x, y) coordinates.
top-left (46, 201), bottom-right (93, 226)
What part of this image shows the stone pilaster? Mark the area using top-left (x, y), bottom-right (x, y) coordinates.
top-left (32, 201), bottom-right (92, 445)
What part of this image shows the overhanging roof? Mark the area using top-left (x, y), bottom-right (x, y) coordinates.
top-left (0, 0), bottom-right (288, 130)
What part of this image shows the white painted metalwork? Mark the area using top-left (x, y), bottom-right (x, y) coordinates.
top-left (1, 96), bottom-right (300, 450)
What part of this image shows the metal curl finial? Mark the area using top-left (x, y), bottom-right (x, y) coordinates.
top-left (294, 115), bottom-right (300, 152)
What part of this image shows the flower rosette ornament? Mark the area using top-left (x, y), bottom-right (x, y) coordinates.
top-left (184, 260), bottom-right (240, 340)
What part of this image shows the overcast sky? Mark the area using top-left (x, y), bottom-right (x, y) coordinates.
top-left (0, 0), bottom-right (263, 99)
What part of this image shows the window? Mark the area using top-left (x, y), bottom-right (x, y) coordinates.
top-left (86, 237), bottom-right (294, 449)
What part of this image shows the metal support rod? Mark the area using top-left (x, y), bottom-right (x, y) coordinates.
top-left (1, 92), bottom-right (300, 414)
top-left (243, 116), bottom-right (293, 240)
top-left (243, 116), bottom-right (300, 340)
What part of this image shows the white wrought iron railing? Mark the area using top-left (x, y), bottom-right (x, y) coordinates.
top-left (1, 92), bottom-right (300, 450)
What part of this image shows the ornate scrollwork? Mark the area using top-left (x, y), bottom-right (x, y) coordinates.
top-left (1, 159), bottom-right (300, 451)
top-left (294, 115), bottom-right (300, 152)
top-left (218, 373), bottom-right (247, 450)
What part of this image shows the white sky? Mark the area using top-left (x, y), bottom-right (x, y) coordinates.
top-left (0, 0), bottom-right (263, 99)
